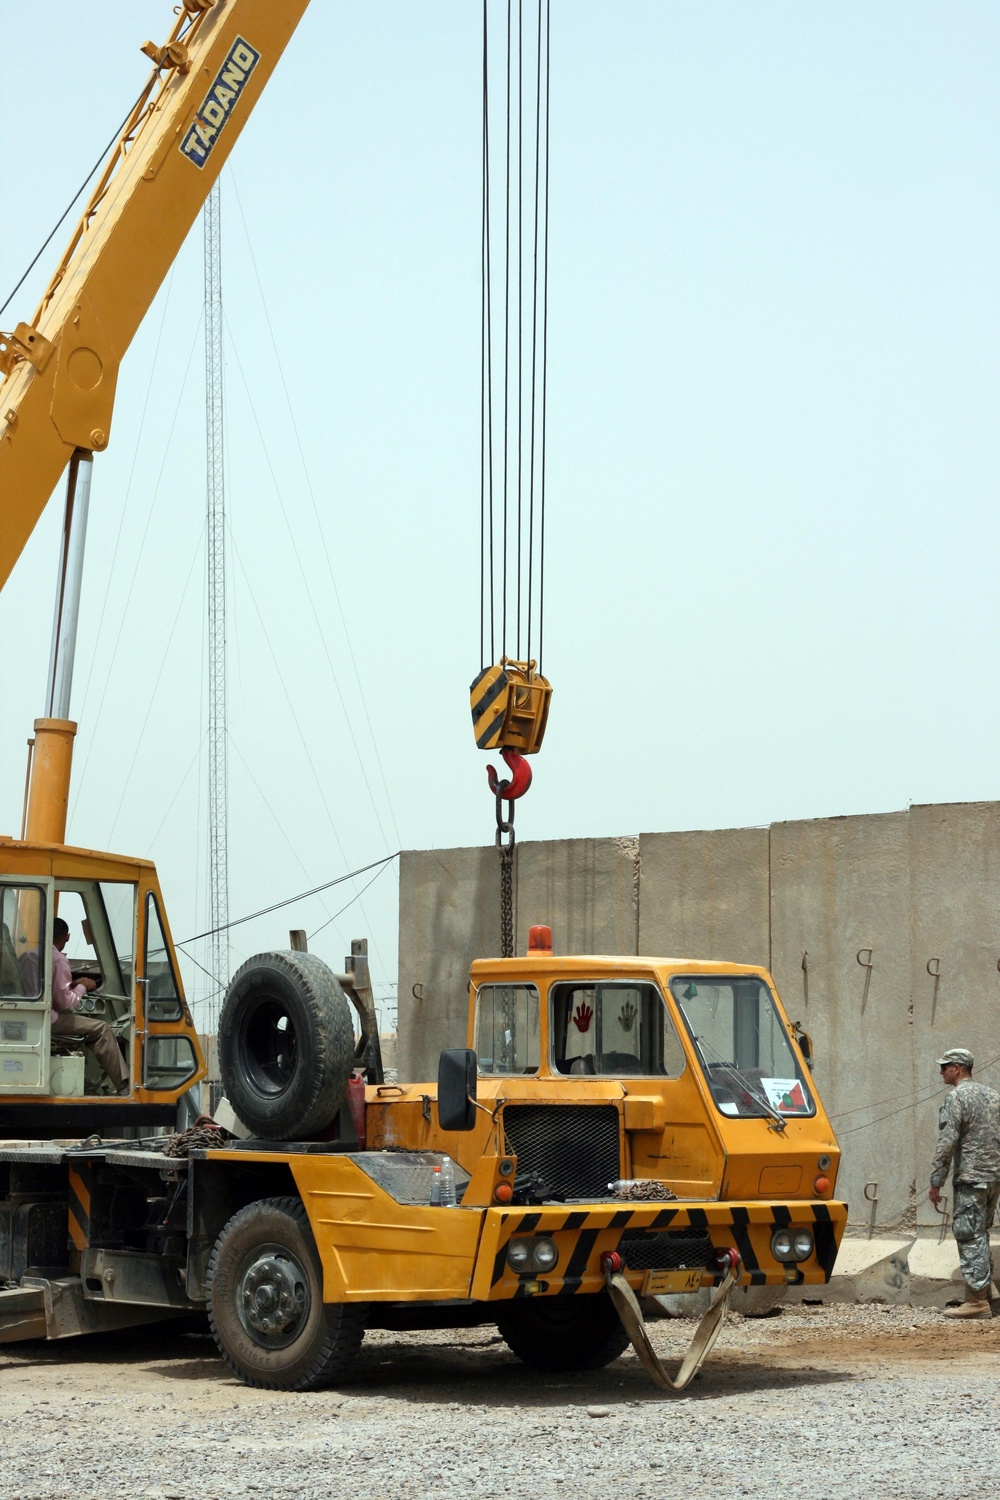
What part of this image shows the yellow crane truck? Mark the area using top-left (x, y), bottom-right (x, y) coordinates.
top-left (0, 918), bottom-right (845, 1389)
top-left (0, 0), bottom-right (847, 1389)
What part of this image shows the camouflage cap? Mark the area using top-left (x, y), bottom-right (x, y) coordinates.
top-left (937, 1048), bottom-right (974, 1069)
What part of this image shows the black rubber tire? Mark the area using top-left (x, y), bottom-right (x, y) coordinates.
top-left (496, 1291), bottom-right (631, 1372)
top-left (206, 1196), bottom-right (365, 1390)
top-left (219, 950), bottom-right (354, 1139)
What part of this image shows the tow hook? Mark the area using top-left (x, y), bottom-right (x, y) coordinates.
top-left (602, 1246), bottom-right (740, 1392)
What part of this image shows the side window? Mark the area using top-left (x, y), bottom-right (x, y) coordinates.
top-left (144, 895), bottom-right (183, 1021)
top-left (100, 882), bottom-right (137, 996)
top-left (474, 984), bottom-right (540, 1075)
top-left (552, 982), bottom-right (686, 1077)
top-left (144, 1035), bottom-right (198, 1091)
top-left (52, 883), bottom-right (136, 1001)
top-left (1, 885), bottom-right (46, 1001)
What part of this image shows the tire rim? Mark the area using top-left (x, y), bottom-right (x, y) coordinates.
top-left (235, 994), bottom-right (298, 1098)
top-left (236, 1245), bottom-right (311, 1349)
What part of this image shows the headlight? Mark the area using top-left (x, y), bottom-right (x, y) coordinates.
top-left (507, 1239), bottom-right (532, 1271)
top-left (507, 1237), bottom-right (559, 1273)
top-left (532, 1238), bottom-right (559, 1272)
top-left (771, 1227), bottom-right (814, 1263)
top-left (792, 1229), bottom-right (814, 1260)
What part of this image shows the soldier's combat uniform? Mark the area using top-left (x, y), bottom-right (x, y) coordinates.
top-left (930, 1077), bottom-right (1000, 1297)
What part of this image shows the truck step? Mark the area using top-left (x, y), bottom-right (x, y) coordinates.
top-left (0, 1282), bottom-right (48, 1343)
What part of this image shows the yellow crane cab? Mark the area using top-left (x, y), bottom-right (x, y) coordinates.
top-left (0, 838), bottom-right (205, 1135)
top-left (0, 0), bottom-right (306, 1138)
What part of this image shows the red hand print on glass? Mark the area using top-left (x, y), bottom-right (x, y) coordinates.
top-left (572, 1001), bottom-right (593, 1033)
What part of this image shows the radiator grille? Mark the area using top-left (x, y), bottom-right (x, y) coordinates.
top-left (617, 1227), bottom-right (713, 1271)
top-left (502, 1104), bottom-right (621, 1199)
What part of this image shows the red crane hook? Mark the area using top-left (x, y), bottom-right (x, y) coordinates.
top-left (486, 747), bottom-right (532, 802)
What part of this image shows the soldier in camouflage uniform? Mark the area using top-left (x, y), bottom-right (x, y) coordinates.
top-left (928, 1048), bottom-right (1000, 1319)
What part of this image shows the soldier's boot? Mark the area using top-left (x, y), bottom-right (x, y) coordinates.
top-left (943, 1284), bottom-right (992, 1319)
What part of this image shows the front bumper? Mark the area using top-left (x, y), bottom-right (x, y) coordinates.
top-left (471, 1199), bottom-right (847, 1301)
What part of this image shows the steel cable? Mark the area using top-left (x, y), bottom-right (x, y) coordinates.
top-left (526, 0), bottom-right (549, 668)
top-left (836, 1053), bottom-right (1000, 1137)
top-left (516, 0), bottom-right (524, 659)
top-left (538, 0), bottom-right (551, 674)
top-left (482, 0), bottom-right (496, 665)
top-left (480, 0), bottom-right (550, 672)
top-left (177, 852), bottom-right (399, 945)
top-left (0, 92), bottom-right (146, 321)
top-left (501, 0), bottom-right (513, 657)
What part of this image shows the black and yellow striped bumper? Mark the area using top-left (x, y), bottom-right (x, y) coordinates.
top-left (471, 1199), bottom-right (847, 1301)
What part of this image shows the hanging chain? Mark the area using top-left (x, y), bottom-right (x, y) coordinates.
top-left (499, 842), bottom-right (514, 958)
top-left (496, 789), bottom-right (515, 958)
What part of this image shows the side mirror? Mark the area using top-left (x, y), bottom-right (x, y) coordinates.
top-left (437, 1048), bottom-right (477, 1131)
top-left (792, 1022), bottom-right (814, 1070)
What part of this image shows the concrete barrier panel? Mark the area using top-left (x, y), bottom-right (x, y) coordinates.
top-left (397, 845), bottom-right (500, 1083)
top-left (784, 1237), bottom-right (914, 1306)
top-left (769, 812), bottom-right (913, 1228)
top-left (637, 828), bottom-right (769, 964)
top-left (515, 836), bottom-right (639, 957)
top-left (909, 802), bottom-right (1000, 1226)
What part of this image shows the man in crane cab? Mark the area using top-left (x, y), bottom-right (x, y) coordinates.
top-left (49, 918), bottom-right (128, 1095)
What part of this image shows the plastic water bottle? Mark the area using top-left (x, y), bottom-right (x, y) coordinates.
top-left (439, 1156), bottom-right (457, 1207)
top-left (429, 1165), bottom-right (442, 1206)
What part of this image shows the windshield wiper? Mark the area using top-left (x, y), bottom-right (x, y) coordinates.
top-left (692, 1043), bottom-right (788, 1133)
top-left (715, 1062), bottom-right (787, 1132)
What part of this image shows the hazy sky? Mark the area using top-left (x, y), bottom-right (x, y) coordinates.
top-left (2, 1), bottom-right (998, 1029)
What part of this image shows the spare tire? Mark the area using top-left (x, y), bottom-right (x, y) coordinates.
top-left (219, 951), bottom-right (355, 1139)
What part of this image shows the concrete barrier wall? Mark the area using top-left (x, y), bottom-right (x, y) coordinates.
top-left (769, 812), bottom-right (914, 1227)
top-left (397, 846), bottom-right (498, 1082)
top-left (638, 828), bottom-right (770, 967)
top-left (909, 803), bottom-right (1000, 1227)
top-left (397, 801), bottom-right (1000, 1228)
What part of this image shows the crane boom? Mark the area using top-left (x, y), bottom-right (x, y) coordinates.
top-left (0, 0), bottom-right (310, 592)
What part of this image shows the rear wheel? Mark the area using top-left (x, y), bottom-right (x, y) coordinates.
top-left (207, 1196), bottom-right (364, 1390)
top-left (497, 1291), bottom-right (630, 1372)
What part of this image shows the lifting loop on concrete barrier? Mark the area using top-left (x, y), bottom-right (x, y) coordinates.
top-left (864, 1180), bottom-right (879, 1240)
top-left (604, 1258), bottom-right (739, 1393)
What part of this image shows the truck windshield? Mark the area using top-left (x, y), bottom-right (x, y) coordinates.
top-left (670, 975), bottom-right (815, 1118)
top-left (474, 983), bottom-right (540, 1075)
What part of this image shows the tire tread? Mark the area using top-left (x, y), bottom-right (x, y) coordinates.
top-left (207, 1195), bottom-right (365, 1391)
top-left (219, 951), bottom-right (355, 1139)
top-left (497, 1291), bottom-right (630, 1372)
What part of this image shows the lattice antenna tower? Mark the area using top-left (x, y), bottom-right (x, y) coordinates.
top-left (205, 179), bottom-right (229, 1035)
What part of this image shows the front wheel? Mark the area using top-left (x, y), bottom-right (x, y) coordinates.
top-left (496, 1291), bottom-right (630, 1372)
top-left (207, 1196), bottom-right (364, 1390)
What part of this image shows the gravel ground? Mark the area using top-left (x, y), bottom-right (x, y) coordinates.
top-left (1, 1305), bottom-right (998, 1500)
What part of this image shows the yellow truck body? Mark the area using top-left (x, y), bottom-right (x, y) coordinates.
top-left (0, 930), bottom-right (845, 1391)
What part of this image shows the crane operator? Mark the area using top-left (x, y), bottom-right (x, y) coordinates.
top-left (50, 918), bottom-right (128, 1095)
